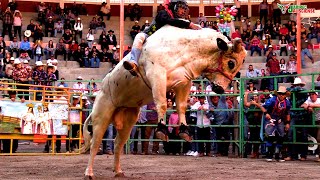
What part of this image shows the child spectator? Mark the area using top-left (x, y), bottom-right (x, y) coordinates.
top-left (33, 40), bottom-right (44, 62)
top-left (13, 10), bottom-right (23, 41)
top-left (279, 58), bottom-right (287, 83)
top-left (250, 35), bottom-right (262, 56)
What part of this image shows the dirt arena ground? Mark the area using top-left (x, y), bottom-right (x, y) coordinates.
top-left (1, 153), bottom-right (320, 180)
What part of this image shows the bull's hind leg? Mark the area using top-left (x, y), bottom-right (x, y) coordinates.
top-left (84, 95), bottom-right (115, 178)
top-left (113, 107), bottom-right (140, 177)
top-left (174, 82), bottom-right (192, 142)
top-left (146, 67), bottom-right (169, 141)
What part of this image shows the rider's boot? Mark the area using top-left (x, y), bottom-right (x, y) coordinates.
top-left (179, 123), bottom-right (192, 142)
top-left (155, 119), bottom-right (169, 142)
top-left (123, 47), bottom-right (141, 76)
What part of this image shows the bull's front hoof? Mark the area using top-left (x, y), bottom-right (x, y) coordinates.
top-left (84, 175), bottom-right (95, 180)
top-left (179, 132), bottom-right (192, 142)
top-left (115, 172), bottom-right (125, 178)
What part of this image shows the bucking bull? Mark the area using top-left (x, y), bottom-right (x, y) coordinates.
top-left (80, 25), bottom-right (247, 178)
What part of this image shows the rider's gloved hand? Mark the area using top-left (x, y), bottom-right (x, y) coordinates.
top-left (189, 22), bottom-right (202, 30)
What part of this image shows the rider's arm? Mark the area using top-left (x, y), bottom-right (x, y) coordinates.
top-left (156, 10), bottom-right (190, 28)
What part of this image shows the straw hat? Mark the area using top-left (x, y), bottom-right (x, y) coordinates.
top-left (116, 45), bottom-right (120, 49)
top-left (23, 60), bottom-right (29, 64)
top-left (76, 76), bottom-right (83, 80)
top-left (112, 47), bottom-right (116, 51)
top-left (10, 57), bottom-right (15, 61)
top-left (274, 86), bottom-right (291, 97)
top-left (35, 61), bottom-right (44, 66)
top-left (145, 20), bottom-right (149, 23)
top-left (24, 30), bottom-right (31, 37)
top-left (292, 77), bottom-right (306, 86)
top-left (47, 63), bottom-right (55, 67)
top-left (13, 59), bottom-right (21, 64)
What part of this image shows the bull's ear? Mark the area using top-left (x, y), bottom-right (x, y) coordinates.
top-left (217, 38), bottom-right (228, 51)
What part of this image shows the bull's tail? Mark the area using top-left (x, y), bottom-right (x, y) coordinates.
top-left (77, 113), bottom-right (92, 153)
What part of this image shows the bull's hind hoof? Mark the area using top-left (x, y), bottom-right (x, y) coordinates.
top-left (179, 132), bottom-right (192, 142)
top-left (84, 175), bottom-right (95, 180)
top-left (115, 172), bottom-right (125, 178)
top-left (123, 61), bottom-right (138, 76)
top-left (155, 131), bottom-right (169, 142)
top-left (179, 124), bottom-right (192, 142)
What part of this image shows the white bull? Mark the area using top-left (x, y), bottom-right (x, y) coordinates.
top-left (81, 25), bottom-right (247, 178)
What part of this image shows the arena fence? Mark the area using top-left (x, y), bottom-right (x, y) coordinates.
top-left (0, 72), bottom-right (319, 156)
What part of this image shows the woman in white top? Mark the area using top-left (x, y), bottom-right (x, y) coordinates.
top-left (279, 35), bottom-right (288, 56)
top-left (13, 11), bottom-right (23, 41)
top-left (74, 17), bottom-right (83, 40)
top-left (86, 29), bottom-right (95, 48)
top-left (279, 58), bottom-right (287, 83)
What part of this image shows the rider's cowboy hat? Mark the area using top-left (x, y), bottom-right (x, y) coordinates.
top-left (292, 77), bottom-right (306, 86)
top-left (274, 86), bottom-right (291, 97)
top-left (108, 29), bottom-right (114, 33)
top-left (24, 30), bottom-right (31, 37)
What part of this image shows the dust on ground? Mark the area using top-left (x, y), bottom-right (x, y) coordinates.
top-left (1, 153), bottom-right (320, 180)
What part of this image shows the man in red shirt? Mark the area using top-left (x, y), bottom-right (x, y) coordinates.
top-left (279, 24), bottom-right (289, 41)
top-left (266, 52), bottom-right (280, 90)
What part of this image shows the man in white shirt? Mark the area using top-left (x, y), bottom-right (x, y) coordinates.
top-left (301, 91), bottom-right (320, 162)
top-left (72, 76), bottom-right (86, 93)
top-left (246, 64), bottom-right (261, 84)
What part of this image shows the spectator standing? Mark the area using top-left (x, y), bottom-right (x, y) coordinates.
top-left (72, 76), bottom-right (86, 93)
top-left (272, 0), bottom-right (282, 24)
top-left (165, 103), bottom-right (181, 155)
top-left (112, 46), bottom-right (120, 66)
top-left (13, 10), bottom-right (23, 41)
top-left (234, 0), bottom-right (241, 21)
top-left (9, 37), bottom-right (20, 58)
top-left (206, 93), bottom-right (234, 156)
top-left (131, 3), bottom-right (142, 21)
top-left (32, 61), bottom-right (48, 100)
top-left (301, 33), bottom-right (314, 68)
top-left (2, 8), bottom-right (14, 41)
top-left (130, 105), bottom-right (147, 154)
top-left (142, 102), bottom-right (160, 155)
top-left (8, 0), bottom-right (18, 12)
top-left (12, 59), bottom-right (30, 100)
top-left (197, 13), bottom-right (207, 24)
top-left (244, 91), bottom-right (266, 158)
top-left (26, 19), bottom-right (37, 39)
top-left (0, 36), bottom-right (5, 59)
top-left (193, 96), bottom-right (211, 157)
top-left (99, 2), bottom-right (111, 21)
top-left (266, 52), bottom-right (280, 90)
top-left (74, 18), bottom-right (83, 41)
top-left (286, 54), bottom-right (297, 83)
top-left (5, 57), bottom-right (15, 79)
top-left (301, 91), bottom-right (320, 162)
top-left (259, 0), bottom-right (269, 24)
top-left (263, 86), bottom-right (291, 162)
top-left (264, 20), bottom-right (274, 38)
top-left (279, 24), bottom-right (289, 41)
top-left (284, 78), bottom-right (308, 161)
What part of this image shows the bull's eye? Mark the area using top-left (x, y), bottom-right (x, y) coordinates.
top-left (228, 60), bottom-right (235, 70)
